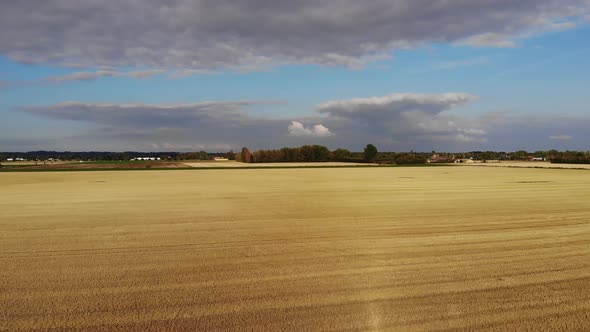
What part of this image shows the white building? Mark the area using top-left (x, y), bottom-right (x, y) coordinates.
top-left (132, 157), bottom-right (161, 161)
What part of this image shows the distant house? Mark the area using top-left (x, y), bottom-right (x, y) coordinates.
top-left (6, 158), bottom-right (13, 162)
top-left (427, 154), bottom-right (456, 163)
top-left (531, 157), bottom-right (545, 161)
top-left (214, 157), bottom-right (229, 161)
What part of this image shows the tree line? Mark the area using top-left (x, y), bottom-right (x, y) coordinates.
top-left (456, 150), bottom-right (590, 164)
top-left (547, 151), bottom-right (590, 164)
top-left (237, 145), bottom-right (333, 163)
top-left (2, 148), bottom-right (589, 164)
top-left (235, 144), bottom-right (429, 164)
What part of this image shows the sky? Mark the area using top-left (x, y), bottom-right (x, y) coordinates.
top-left (1, 0), bottom-right (589, 152)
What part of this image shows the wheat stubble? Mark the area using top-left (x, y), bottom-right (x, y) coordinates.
top-left (1, 167), bottom-right (589, 331)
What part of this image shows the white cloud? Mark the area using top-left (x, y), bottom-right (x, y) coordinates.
top-left (549, 135), bottom-right (573, 140)
top-left (288, 121), bottom-right (333, 137)
top-left (316, 92), bottom-right (486, 144)
top-left (317, 93), bottom-right (479, 117)
top-left (458, 128), bottom-right (487, 135)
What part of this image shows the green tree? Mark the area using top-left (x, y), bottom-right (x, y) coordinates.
top-left (363, 144), bottom-right (378, 162)
top-left (198, 151), bottom-right (208, 160)
top-left (512, 150), bottom-right (529, 160)
top-left (333, 148), bottom-right (351, 161)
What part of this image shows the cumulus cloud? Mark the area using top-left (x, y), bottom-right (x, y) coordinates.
top-left (549, 135), bottom-right (573, 140)
top-left (316, 92), bottom-right (487, 145)
top-left (0, 1), bottom-right (587, 70)
top-left (288, 121), bottom-right (333, 137)
top-left (317, 93), bottom-right (478, 117)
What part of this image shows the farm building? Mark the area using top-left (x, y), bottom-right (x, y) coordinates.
top-left (131, 157), bottom-right (161, 161)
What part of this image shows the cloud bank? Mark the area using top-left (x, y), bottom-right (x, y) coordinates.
top-left (15, 92), bottom-right (590, 152)
top-left (316, 93), bottom-right (486, 143)
top-left (1, 1), bottom-right (587, 71)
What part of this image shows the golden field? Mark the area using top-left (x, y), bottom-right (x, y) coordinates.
top-left (462, 161), bottom-right (590, 170)
top-left (183, 160), bottom-right (374, 168)
top-left (1, 167), bottom-right (589, 331)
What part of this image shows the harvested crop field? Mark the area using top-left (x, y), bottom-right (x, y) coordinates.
top-left (0, 161), bottom-right (189, 170)
top-left (462, 161), bottom-right (590, 170)
top-left (1, 167), bottom-right (589, 331)
top-left (182, 160), bottom-right (374, 168)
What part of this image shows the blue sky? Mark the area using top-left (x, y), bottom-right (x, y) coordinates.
top-left (1, 1), bottom-right (589, 152)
